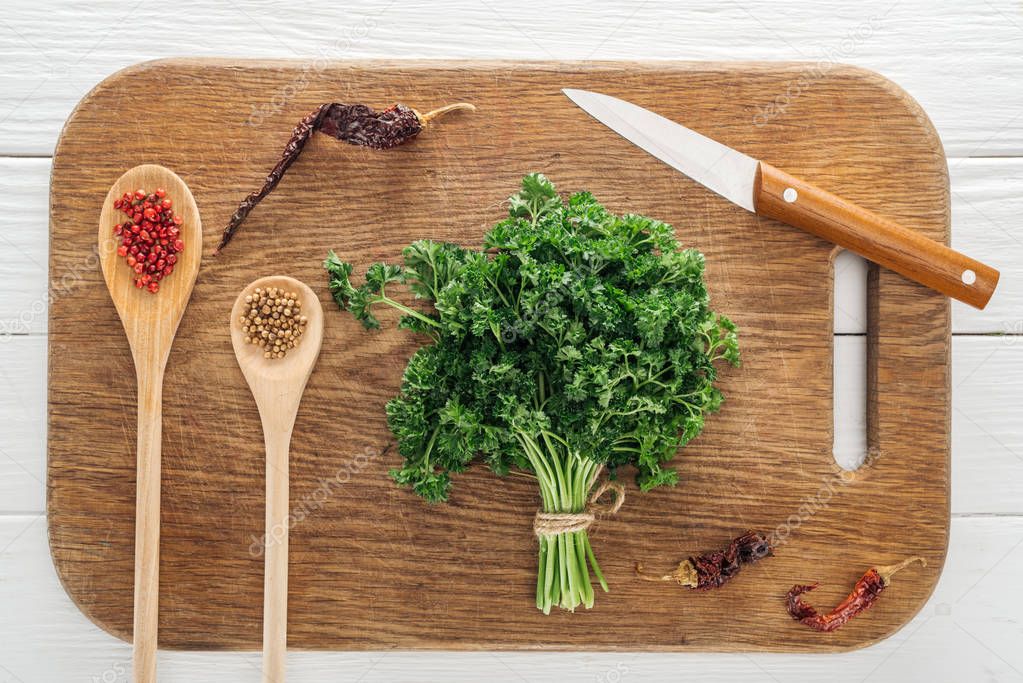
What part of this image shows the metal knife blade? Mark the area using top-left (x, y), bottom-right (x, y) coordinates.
top-left (562, 88), bottom-right (759, 212)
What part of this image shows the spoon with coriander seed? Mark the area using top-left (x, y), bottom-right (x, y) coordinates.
top-left (98, 164), bottom-right (201, 683)
top-left (230, 276), bottom-right (323, 682)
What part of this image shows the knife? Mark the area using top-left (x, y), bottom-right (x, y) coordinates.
top-left (563, 88), bottom-right (999, 310)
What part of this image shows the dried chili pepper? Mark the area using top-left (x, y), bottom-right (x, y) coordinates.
top-left (635, 531), bottom-right (772, 590)
top-left (214, 101), bottom-right (474, 255)
top-left (786, 557), bottom-right (925, 632)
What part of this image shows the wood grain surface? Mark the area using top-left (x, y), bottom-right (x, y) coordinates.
top-left (47, 59), bottom-right (950, 652)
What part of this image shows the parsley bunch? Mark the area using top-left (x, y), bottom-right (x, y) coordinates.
top-left (325, 174), bottom-right (738, 613)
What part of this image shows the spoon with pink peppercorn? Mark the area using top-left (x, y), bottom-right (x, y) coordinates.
top-left (98, 164), bottom-right (202, 683)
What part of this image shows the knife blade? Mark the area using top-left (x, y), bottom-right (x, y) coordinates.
top-left (563, 88), bottom-right (999, 310)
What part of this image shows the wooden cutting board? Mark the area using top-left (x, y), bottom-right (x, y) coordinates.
top-left (48, 60), bottom-right (950, 652)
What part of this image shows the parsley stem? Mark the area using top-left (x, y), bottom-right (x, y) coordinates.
top-left (522, 431), bottom-right (606, 611)
top-left (585, 534), bottom-right (609, 592)
top-left (371, 294), bottom-right (442, 329)
top-left (576, 532), bottom-right (595, 606)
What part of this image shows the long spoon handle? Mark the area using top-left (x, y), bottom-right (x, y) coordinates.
top-left (263, 428), bottom-right (292, 682)
top-left (133, 364), bottom-right (163, 683)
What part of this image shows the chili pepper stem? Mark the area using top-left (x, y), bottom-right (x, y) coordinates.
top-left (416, 102), bottom-right (476, 125)
top-left (634, 561), bottom-right (698, 587)
top-left (876, 556), bottom-right (926, 585)
top-left (633, 562), bottom-right (668, 582)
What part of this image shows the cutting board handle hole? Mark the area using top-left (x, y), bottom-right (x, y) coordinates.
top-left (832, 249), bottom-right (875, 472)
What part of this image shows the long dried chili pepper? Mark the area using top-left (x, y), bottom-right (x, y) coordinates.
top-left (214, 101), bottom-right (474, 255)
top-left (635, 531), bottom-right (772, 590)
top-left (786, 557), bottom-right (925, 632)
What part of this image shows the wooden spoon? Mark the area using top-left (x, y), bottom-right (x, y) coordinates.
top-left (98, 164), bottom-right (202, 683)
top-left (230, 276), bottom-right (324, 682)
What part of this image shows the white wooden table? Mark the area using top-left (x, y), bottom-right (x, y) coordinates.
top-left (2, 1), bottom-right (1021, 681)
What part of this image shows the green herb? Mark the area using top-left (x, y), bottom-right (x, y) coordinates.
top-left (324, 174), bottom-right (739, 613)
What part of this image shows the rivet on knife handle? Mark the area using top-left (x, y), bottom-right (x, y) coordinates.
top-left (754, 162), bottom-right (999, 309)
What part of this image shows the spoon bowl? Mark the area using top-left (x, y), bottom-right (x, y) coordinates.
top-left (99, 165), bottom-right (202, 361)
top-left (229, 276), bottom-right (324, 390)
top-left (230, 275), bottom-right (323, 683)
top-left (98, 164), bottom-right (201, 683)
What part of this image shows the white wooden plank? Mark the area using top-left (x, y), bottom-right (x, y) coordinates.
top-left (833, 250), bottom-right (868, 334)
top-left (951, 157), bottom-right (1023, 334)
top-left (0, 158), bottom-right (48, 338)
top-left (953, 335), bottom-right (1023, 515)
top-left (0, 0), bottom-right (1021, 157)
top-left (1, 513), bottom-right (1019, 682)
top-left (0, 335), bottom-right (45, 513)
top-left (833, 335), bottom-right (867, 471)
top-left (0, 158), bottom-right (1017, 512)
top-left (2, 158), bottom-right (1018, 337)
top-left (7, 334), bottom-right (1022, 515)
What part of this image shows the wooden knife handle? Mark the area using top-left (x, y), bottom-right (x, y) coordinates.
top-left (754, 161), bottom-right (999, 309)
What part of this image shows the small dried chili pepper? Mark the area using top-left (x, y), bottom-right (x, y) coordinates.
top-left (214, 101), bottom-right (474, 255)
top-left (635, 531), bottom-right (772, 590)
top-left (786, 556), bottom-right (925, 632)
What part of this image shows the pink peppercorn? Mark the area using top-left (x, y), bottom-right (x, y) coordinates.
top-left (112, 188), bottom-right (184, 293)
